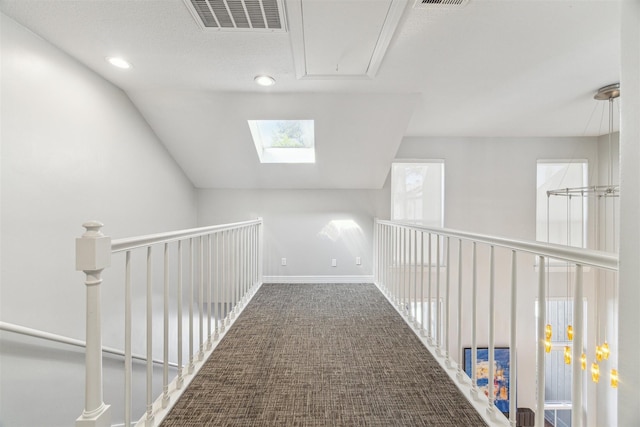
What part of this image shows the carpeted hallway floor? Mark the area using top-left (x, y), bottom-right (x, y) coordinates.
top-left (160, 283), bottom-right (489, 426)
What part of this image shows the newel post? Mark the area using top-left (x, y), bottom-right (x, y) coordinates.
top-left (76, 221), bottom-right (112, 427)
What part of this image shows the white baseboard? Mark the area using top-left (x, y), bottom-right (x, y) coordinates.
top-left (262, 275), bottom-right (374, 284)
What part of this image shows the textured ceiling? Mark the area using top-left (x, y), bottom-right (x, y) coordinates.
top-left (0, 0), bottom-right (621, 189)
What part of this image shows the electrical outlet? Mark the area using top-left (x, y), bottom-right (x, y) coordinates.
top-left (356, 257), bottom-right (361, 265)
top-left (331, 258), bottom-right (337, 267)
top-left (281, 258), bottom-right (287, 266)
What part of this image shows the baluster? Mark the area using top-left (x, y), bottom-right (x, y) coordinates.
top-left (393, 227), bottom-right (397, 303)
top-left (162, 243), bottom-right (170, 408)
top-left (420, 231), bottom-right (425, 336)
top-left (470, 242), bottom-right (479, 400)
top-left (232, 228), bottom-right (237, 318)
top-left (373, 221), bottom-right (378, 285)
top-left (428, 233), bottom-right (432, 344)
top-left (206, 234), bottom-right (212, 350)
top-left (509, 251), bottom-right (517, 427)
top-left (487, 245), bottom-right (496, 418)
top-left (397, 226), bottom-right (400, 304)
top-left (378, 223), bottom-right (382, 288)
top-left (445, 237), bottom-right (452, 368)
top-left (386, 226), bottom-right (390, 296)
top-left (198, 237), bottom-right (204, 361)
top-left (398, 227), bottom-right (401, 306)
top-left (436, 234), bottom-right (441, 354)
top-left (249, 226), bottom-right (255, 293)
top-left (391, 227), bottom-right (395, 301)
top-left (221, 231), bottom-right (227, 331)
top-left (238, 228), bottom-right (243, 305)
top-left (245, 227), bottom-right (250, 300)
top-left (225, 230), bottom-right (229, 325)
top-left (380, 224), bottom-right (384, 292)
top-left (254, 225), bottom-right (259, 291)
top-left (188, 238), bottom-right (195, 373)
top-left (572, 265), bottom-right (584, 427)
top-left (402, 228), bottom-right (411, 321)
top-left (124, 250), bottom-right (132, 425)
top-left (413, 229), bottom-right (418, 326)
top-left (238, 228), bottom-right (241, 308)
top-left (536, 256), bottom-right (546, 427)
top-left (75, 221), bottom-right (112, 427)
top-left (387, 226), bottom-right (391, 298)
top-left (393, 227), bottom-right (402, 307)
top-left (258, 220), bottom-right (264, 285)
top-left (145, 246), bottom-right (154, 425)
top-left (456, 239), bottom-right (465, 382)
top-left (243, 227), bottom-right (247, 304)
top-left (214, 233), bottom-right (220, 340)
top-left (401, 227), bottom-right (406, 313)
top-left (408, 228), bottom-right (412, 317)
top-left (177, 241), bottom-right (184, 388)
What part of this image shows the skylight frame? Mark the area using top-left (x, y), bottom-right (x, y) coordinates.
top-left (248, 119), bottom-right (316, 164)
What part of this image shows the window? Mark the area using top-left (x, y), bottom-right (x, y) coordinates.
top-left (391, 161), bottom-right (444, 227)
top-left (536, 161), bottom-right (588, 248)
top-left (248, 119), bottom-right (315, 163)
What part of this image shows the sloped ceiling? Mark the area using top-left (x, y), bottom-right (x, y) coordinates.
top-left (130, 91), bottom-right (418, 188)
top-left (0, 0), bottom-right (621, 189)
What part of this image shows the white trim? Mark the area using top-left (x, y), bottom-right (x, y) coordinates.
top-left (262, 275), bottom-right (374, 284)
top-left (0, 321), bottom-right (176, 368)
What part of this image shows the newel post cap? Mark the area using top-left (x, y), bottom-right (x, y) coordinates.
top-left (76, 221), bottom-right (111, 272)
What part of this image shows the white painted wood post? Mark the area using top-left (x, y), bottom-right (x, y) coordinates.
top-left (470, 242), bottom-right (479, 400)
top-left (536, 256), bottom-right (546, 427)
top-left (487, 245), bottom-right (496, 419)
top-left (75, 221), bottom-right (112, 427)
top-left (509, 251), bottom-right (518, 427)
top-left (572, 265), bottom-right (584, 427)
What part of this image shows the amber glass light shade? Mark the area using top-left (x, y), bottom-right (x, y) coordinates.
top-left (611, 369), bottom-right (619, 388)
top-left (601, 341), bottom-right (610, 360)
top-left (596, 345), bottom-right (603, 362)
top-left (567, 325), bottom-right (574, 341)
top-left (581, 353), bottom-right (587, 370)
top-left (564, 346), bottom-right (572, 364)
top-left (591, 362), bottom-right (600, 383)
top-left (545, 324), bottom-right (552, 340)
top-left (544, 339), bottom-right (552, 353)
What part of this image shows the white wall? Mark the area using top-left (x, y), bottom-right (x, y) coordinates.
top-left (0, 14), bottom-right (197, 426)
top-left (197, 188), bottom-right (390, 281)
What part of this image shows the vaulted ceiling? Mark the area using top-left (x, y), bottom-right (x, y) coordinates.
top-left (0, 0), bottom-right (621, 189)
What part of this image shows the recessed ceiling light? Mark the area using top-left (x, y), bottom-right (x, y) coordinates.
top-left (106, 57), bottom-right (132, 69)
top-left (254, 75), bottom-right (275, 87)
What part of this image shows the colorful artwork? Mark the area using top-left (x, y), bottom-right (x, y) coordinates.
top-left (464, 347), bottom-right (511, 414)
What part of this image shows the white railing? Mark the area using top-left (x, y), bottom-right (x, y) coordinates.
top-left (0, 321), bottom-right (176, 367)
top-left (373, 219), bottom-right (618, 427)
top-left (75, 218), bottom-right (263, 427)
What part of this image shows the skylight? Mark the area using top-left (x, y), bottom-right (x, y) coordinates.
top-left (248, 120), bottom-right (315, 163)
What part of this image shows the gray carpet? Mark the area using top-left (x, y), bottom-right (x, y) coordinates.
top-left (161, 283), bottom-right (488, 426)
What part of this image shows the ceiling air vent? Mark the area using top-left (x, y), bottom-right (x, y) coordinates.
top-left (414, 0), bottom-right (469, 7)
top-left (184, 0), bottom-right (286, 32)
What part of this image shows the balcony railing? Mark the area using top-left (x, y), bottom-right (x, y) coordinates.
top-left (373, 219), bottom-right (618, 427)
top-left (75, 219), bottom-right (263, 427)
